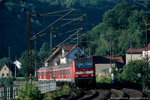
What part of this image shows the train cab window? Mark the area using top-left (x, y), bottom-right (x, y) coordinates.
top-left (75, 63), bottom-right (84, 69)
top-left (85, 62), bottom-right (93, 68)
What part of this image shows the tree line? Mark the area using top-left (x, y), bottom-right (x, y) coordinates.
top-left (85, 2), bottom-right (150, 57)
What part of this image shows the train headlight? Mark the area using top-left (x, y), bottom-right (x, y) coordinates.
top-left (75, 75), bottom-right (79, 77)
top-left (90, 74), bottom-right (94, 77)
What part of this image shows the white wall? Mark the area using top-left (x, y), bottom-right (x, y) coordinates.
top-left (126, 53), bottom-right (142, 64)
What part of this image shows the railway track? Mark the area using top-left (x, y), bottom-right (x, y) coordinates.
top-left (122, 88), bottom-right (143, 100)
top-left (68, 88), bottom-right (98, 100)
top-left (108, 89), bottom-right (124, 100)
top-left (68, 87), bottom-right (150, 100)
top-left (92, 89), bottom-right (110, 100)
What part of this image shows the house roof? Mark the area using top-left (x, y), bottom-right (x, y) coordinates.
top-left (126, 43), bottom-right (150, 54)
top-left (105, 56), bottom-right (124, 64)
top-left (0, 62), bottom-right (17, 72)
top-left (93, 56), bottom-right (114, 64)
top-left (45, 45), bottom-right (77, 62)
top-left (93, 56), bottom-right (124, 65)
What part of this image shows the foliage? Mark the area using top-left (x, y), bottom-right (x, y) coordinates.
top-left (86, 2), bottom-right (149, 56)
top-left (122, 60), bottom-right (150, 87)
top-left (2, 77), bottom-right (15, 86)
top-left (19, 50), bottom-right (37, 77)
top-left (0, 57), bottom-right (11, 69)
top-left (19, 82), bottom-right (43, 100)
top-left (44, 85), bottom-right (75, 100)
top-left (19, 42), bottom-right (51, 77)
top-left (0, 0), bottom-right (131, 59)
top-left (38, 42), bottom-right (50, 67)
top-left (96, 76), bottom-right (111, 84)
top-left (113, 59), bottom-right (150, 90)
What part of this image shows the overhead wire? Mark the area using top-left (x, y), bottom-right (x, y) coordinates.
top-left (31, 9), bottom-right (74, 40)
top-left (31, 14), bottom-right (86, 40)
top-left (31, 9), bottom-right (74, 17)
top-left (55, 28), bottom-right (83, 48)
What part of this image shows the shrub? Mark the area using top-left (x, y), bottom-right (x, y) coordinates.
top-left (3, 77), bottom-right (15, 86)
top-left (44, 85), bottom-right (75, 100)
top-left (19, 82), bottom-right (43, 100)
top-left (96, 76), bottom-right (111, 84)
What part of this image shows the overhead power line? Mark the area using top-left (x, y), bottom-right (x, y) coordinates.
top-left (31, 9), bottom-right (74, 17)
top-left (31, 14), bottom-right (86, 40)
top-left (31, 9), bottom-right (74, 40)
top-left (55, 28), bottom-right (83, 48)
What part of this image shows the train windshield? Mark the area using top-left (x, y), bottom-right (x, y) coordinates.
top-left (76, 63), bottom-right (84, 69)
top-left (75, 62), bottom-right (93, 69)
top-left (84, 62), bottom-right (93, 68)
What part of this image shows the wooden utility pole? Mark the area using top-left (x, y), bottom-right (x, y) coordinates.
top-left (8, 46), bottom-right (11, 78)
top-left (34, 41), bottom-right (37, 77)
top-left (27, 11), bottom-right (32, 84)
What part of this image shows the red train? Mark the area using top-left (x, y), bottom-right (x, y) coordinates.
top-left (38, 58), bottom-right (96, 87)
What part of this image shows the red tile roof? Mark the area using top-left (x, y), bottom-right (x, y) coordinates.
top-left (45, 45), bottom-right (77, 63)
top-left (126, 43), bottom-right (150, 54)
top-left (105, 56), bottom-right (124, 64)
top-left (45, 47), bottom-right (61, 62)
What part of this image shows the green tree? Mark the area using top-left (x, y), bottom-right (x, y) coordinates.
top-left (86, 2), bottom-right (147, 56)
top-left (38, 42), bottom-right (50, 66)
top-left (0, 57), bottom-right (11, 68)
top-left (122, 60), bottom-right (150, 90)
top-left (20, 50), bottom-right (37, 77)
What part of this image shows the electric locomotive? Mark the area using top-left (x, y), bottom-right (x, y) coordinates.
top-left (73, 58), bottom-right (96, 87)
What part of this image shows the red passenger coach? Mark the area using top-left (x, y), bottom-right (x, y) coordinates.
top-left (38, 58), bottom-right (96, 87)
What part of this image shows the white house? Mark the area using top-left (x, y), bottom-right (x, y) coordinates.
top-left (126, 44), bottom-right (150, 64)
top-left (45, 45), bottom-right (88, 66)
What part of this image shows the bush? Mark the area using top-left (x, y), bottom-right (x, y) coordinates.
top-left (32, 76), bottom-right (38, 81)
top-left (19, 82), bottom-right (43, 100)
top-left (44, 85), bottom-right (75, 100)
top-left (2, 77), bottom-right (16, 86)
top-left (96, 76), bottom-right (111, 84)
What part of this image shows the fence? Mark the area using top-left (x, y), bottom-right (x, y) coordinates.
top-left (0, 81), bottom-right (56, 100)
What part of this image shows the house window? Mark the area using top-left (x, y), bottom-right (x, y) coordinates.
top-left (2, 73), bottom-right (4, 76)
top-left (4, 68), bottom-right (6, 70)
top-left (102, 69), bottom-right (107, 74)
top-left (7, 73), bottom-right (9, 76)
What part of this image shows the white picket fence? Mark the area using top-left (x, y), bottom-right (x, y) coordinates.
top-left (0, 81), bottom-right (56, 100)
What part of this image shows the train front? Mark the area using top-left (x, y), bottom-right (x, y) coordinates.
top-left (74, 58), bottom-right (96, 88)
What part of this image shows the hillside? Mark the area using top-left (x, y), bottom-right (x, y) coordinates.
top-left (0, 0), bottom-right (133, 59)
